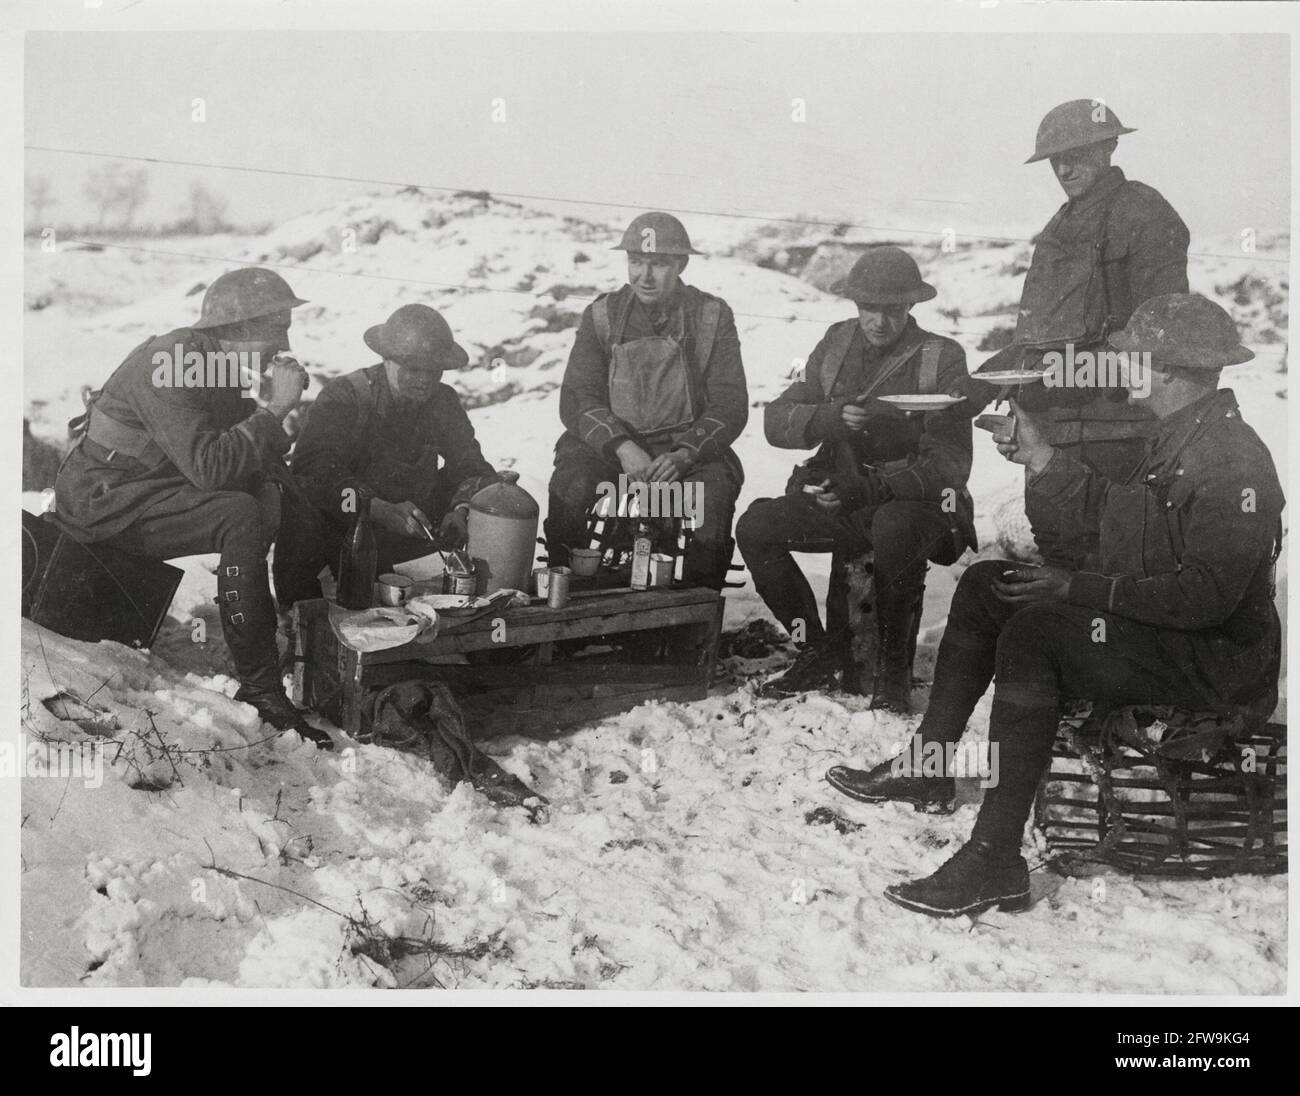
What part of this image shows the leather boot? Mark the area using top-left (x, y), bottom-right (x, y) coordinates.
top-left (871, 582), bottom-right (922, 714)
top-left (759, 638), bottom-right (850, 698)
top-left (884, 839), bottom-right (1031, 918)
top-left (218, 556), bottom-right (334, 750)
top-left (825, 753), bottom-right (955, 813)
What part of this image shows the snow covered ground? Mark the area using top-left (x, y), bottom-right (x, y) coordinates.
top-left (18, 190), bottom-right (1290, 992)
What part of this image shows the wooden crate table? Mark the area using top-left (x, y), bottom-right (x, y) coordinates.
top-left (292, 585), bottom-right (724, 739)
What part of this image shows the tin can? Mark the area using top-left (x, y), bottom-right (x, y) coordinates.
top-left (546, 566), bottom-right (571, 609)
top-left (533, 566), bottom-right (551, 598)
top-left (649, 553), bottom-right (674, 587)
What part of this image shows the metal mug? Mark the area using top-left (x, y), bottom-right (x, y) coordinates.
top-left (376, 573), bottom-right (413, 606)
top-left (649, 553), bottom-right (674, 587)
top-left (546, 566), bottom-right (572, 609)
top-left (533, 566), bottom-right (552, 598)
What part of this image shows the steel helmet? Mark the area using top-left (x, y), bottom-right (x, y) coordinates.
top-left (192, 267), bottom-right (307, 329)
top-left (363, 303), bottom-right (469, 370)
top-left (1108, 294), bottom-right (1254, 368)
top-left (833, 246), bottom-right (936, 305)
top-left (612, 211), bottom-right (701, 256)
top-left (1026, 99), bottom-right (1136, 164)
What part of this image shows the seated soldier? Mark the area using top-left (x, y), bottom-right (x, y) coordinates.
top-left (827, 295), bottom-right (1283, 917)
top-left (275, 304), bottom-right (499, 602)
top-left (51, 267), bottom-right (332, 748)
top-left (736, 247), bottom-right (976, 710)
top-left (544, 211), bottom-right (748, 589)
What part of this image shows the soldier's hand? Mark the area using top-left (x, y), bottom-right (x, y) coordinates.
top-left (438, 506), bottom-right (470, 550)
top-left (375, 500), bottom-right (434, 540)
top-left (812, 489), bottom-right (843, 514)
top-left (995, 400), bottom-right (1052, 475)
top-left (991, 564), bottom-right (1071, 604)
top-left (266, 356), bottom-right (309, 420)
top-left (616, 440), bottom-right (653, 483)
top-left (647, 449), bottom-right (691, 483)
top-left (841, 400), bottom-right (871, 433)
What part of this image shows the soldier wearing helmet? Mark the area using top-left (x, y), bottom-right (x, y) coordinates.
top-left (737, 246), bottom-right (976, 710)
top-left (275, 303), bottom-right (498, 602)
top-left (963, 99), bottom-right (1192, 566)
top-left (51, 267), bottom-right (333, 748)
top-left (545, 211), bottom-right (749, 588)
top-left (829, 295), bottom-right (1283, 917)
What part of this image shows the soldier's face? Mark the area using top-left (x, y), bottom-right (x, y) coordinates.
top-left (627, 253), bottom-right (686, 306)
top-left (218, 312), bottom-right (292, 357)
top-left (1049, 143), bottom-right (1112, 200)
top-left (385, 359), bottom-right (442, 404)
top-left (856, 302), bottom-right (911, 347)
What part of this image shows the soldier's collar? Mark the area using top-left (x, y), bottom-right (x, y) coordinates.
top-left (1067, 165), bottom-right (1127, 211)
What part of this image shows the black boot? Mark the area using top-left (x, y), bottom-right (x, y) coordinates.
top-left (884, 839), bottom-right (1031, 918)
top-left (219, 557), bottom-right (335, 750)
top-left (759, 638), bottom-right (850, 698)
top-left (825, 754), bottom-right (955, 813)
top-left (870, 582), bottom-right (922, 714)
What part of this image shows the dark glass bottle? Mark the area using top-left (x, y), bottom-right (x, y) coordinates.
top-left (337, 494), bottom-right (378, 609)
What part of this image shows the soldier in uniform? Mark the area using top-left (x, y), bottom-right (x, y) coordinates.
top-left (544, 211), bottom-right (748, 589)
top-left (51, 267), bottom-right (333, 748)
top-left (827, 296), bottom-right (1284, 917)
top-left (275, 303), bottom-right (499, 601)
top-left (737, 247), bottom-right (976, 710)
top-left (962, 99), bottom-right (1192, 569)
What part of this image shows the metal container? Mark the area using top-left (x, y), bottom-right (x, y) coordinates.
top-left (546, 566), bottom-right (571, 609)
top-left (533, 566), bottom-right (551, 598)
top-left (467, 471), bottom-right (540, 595)
top-left (376, 572), bottom-right (413, 606)
top-left (649, 553), bottom-right (674, 587)
top-left (441, 549), bottom-right (478, 596)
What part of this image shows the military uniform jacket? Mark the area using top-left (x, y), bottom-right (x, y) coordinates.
top-left (53, 327), bottom-right (291, 542)
top-left (766, 317), bottom-right (976, 548)
top-left (291, 362), bottom-right (496, 521)
top-left (557, 283), bottom-right (748, 467)
top-left (1027, 389), bottom-right (1284, 709)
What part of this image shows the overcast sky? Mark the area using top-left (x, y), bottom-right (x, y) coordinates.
top-left (25, 31), bottom-right (1290, 242)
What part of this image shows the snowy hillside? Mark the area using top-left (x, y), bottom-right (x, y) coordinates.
top-left (20, 189), bottom-right (1290, 992)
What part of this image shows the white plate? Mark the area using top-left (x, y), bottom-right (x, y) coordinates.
top-left (407, 593), bottom-right (490, 613)
top-left (974, 369), bottom-right (1050, 385)
top-left (877, 394), bottom-right (966, 411)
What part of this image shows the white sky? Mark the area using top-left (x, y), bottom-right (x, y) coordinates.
top-left (25, 31), bottom-right (1290, 241)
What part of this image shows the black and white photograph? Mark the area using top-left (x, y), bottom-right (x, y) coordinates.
top-left (5, 0), bottom-right (1295, 1017)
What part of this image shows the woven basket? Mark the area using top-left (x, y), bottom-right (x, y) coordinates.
top-left (1035, 702), bottom-right (1287, 878)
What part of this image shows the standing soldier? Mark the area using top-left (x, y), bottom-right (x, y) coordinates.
top-left (737, 247), bottom-right (976, 710)
top-left (51, 267), bottom-right (333, 748)
top-left (829, 296), bottom-right (1283, 918)
top-left (963, 98), bottom-right (1191, 568)
top-left (544, 211), bottom-right (748, 589)
top-left (275, 303), bottom-right (499, 600)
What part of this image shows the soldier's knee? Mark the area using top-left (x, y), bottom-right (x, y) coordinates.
top-left (210, 492), bottom-right (272, 554)
top-left (735, 500), bottom-right (778, 553)
top-left (996, 604), bottom-right (1062, 662)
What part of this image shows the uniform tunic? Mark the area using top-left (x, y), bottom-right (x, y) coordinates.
top-left (53, 327), bottom-right (289, 544)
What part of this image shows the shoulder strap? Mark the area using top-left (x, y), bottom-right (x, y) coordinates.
top-left (817, 321), bottom-right (859, 396)
top-left (591, 296), bottom-right (612, 352)
top-left (692, 299), bottom-right (721, 375)
top-left (918, 340), bottom-right (943, 394)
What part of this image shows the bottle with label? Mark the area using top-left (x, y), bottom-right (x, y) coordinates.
top-left (337, 493), bottom-right (378, 609)
top-left (630, 519), bottom-right (653, 590)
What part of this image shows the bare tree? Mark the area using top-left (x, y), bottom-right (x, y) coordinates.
top-left (26, 174), bottom-right (56, 230)
top-left (186, 180), bottom-right (230, 234)
top-left (82, 163), bottom-right (150, 229)
top-left (119, 167), bottom-right (149, 229)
